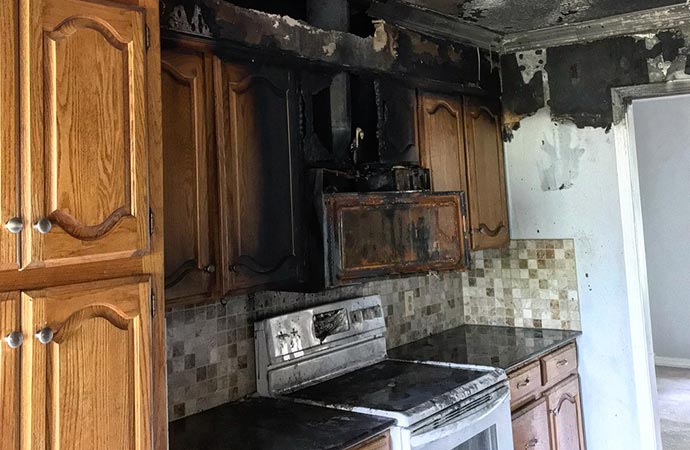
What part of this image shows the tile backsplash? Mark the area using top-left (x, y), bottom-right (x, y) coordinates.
top-left (166, 239), bottom-right (580, 421)
top-left (463, 239), bottom-right (581, 330)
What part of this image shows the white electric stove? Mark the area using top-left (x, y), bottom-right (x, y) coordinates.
top-left (255, 295), bottom-right (514, 450)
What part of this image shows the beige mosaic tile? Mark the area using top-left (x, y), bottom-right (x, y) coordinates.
top-left (462, 239), bottom-right (581, 331)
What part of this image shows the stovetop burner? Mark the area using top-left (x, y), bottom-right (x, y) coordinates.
top-left (288, 360), bottom-right (487, 413)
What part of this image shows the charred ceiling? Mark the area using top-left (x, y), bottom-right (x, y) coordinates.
top-left (397, 0), bottom-right (683, 33)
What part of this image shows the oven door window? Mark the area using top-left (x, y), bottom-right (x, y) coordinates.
top-left (452, 426), bottom-right (497, 450)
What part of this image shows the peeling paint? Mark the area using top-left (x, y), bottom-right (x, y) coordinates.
top-left (322, 42), bottom-right (336, 56)
top-left (515, 49), bottom-right (546, 84)
top-left (538, 125), bottom-right (585, 192)
top-left (167, 5), bottom-right (211, 37)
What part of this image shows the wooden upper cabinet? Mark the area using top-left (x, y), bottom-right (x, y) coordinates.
top-left (547, 376), bottom-right (586, 450)
top-left (417, 93), bottom-right (468, 193)
top-left (0, 0), bottom-right (19, 273)
top-left (0, 293), bottom-right (20, 450)
top-left (216, 60), bottom-right (302, 293)
top-left (161, 49), bottom-right (218, 303)
top-left (463, 97), bottom-right (509, 250)
top-left (21, 277), bottom-right (152, 450)
top-left (21, 0), bottom-right (149, 269)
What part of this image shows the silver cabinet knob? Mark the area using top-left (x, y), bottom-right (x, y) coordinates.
top-left (34, 218), bottom-right (52, 234)
top-left (4, 331), bottom-right (23, 349)
top-left (35, 327), bottom-right (54, 345)
top-left (4, 217), bottom-right (23, 234)
top-left (203, 264), bottom-right (216, 274)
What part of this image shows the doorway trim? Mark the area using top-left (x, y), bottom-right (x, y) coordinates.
top-left (611, 79), bottom-right (690, 450)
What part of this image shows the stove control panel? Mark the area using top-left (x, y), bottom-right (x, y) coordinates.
top-left (260, 295), bottom-right (386, 360)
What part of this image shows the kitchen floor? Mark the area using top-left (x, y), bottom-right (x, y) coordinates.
top-left (656, 366), bottom-right (690, 449)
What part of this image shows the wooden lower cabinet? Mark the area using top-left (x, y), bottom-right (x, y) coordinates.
top-left (509, 344), bottom-right (585, 450)
top-left (547, 376), bottom-right (585, 450)
top-left (20, 276), bottom-right (153, 450)
top-left (512, 398), bottom-right (550, 450)
top-left (349, 432), bottom-right (391, 450)
top-left (0, 293), bottom-right (20, 450)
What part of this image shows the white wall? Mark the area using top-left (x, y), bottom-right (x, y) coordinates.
top-left (505, 108), bottom-right (643, 448)
top-left (633, 94), bottom-right (690, 363)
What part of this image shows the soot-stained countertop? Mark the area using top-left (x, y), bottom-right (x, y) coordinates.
top-left (388, 325), bottom-right (581, 373)
top-left (168, 397), bottom-right (394, 450)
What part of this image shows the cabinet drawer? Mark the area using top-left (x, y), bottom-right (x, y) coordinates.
top-left (512, 398), bottom-right (550, 450)
top-left (509, 361), bottom-right (542, 408)
top-left (541, 344), bottom-right (577, 387)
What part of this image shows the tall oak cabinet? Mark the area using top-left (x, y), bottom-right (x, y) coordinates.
top-left (0, 0), bottom-right (166, 449)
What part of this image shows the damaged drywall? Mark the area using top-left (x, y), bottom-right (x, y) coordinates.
top-left (502, 29), bottom-right (689, 129)
top-left (161, 0), bottom-right (500, 94)
top-left (538, 123), bottom-right (585, 192)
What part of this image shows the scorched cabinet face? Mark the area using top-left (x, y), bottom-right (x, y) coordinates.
top-left (20, 0), bottom-right (150, 270)
top-left (161, 49), bottom-right (219, 302)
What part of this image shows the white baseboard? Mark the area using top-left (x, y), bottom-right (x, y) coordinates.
top-left (655, 356), bottom-right (690, 369)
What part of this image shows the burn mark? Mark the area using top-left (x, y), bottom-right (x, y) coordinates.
top-left (502, 29), bottom-right (688, 129)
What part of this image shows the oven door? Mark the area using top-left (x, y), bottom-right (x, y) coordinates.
top-left (408, 384), bottom-right (513, 450)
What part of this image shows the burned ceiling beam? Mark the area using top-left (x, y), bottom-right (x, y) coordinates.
top-left (503, 4), bottom-right (690, 53)
top-left (367, 0), bottom-right (502, 51)
top-left (160, 0), bottom-right (500, 95)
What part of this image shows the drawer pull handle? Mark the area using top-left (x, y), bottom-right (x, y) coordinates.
top-left (525, 438), bottom-right (539, 448)
top-left (552, 394), bottom-right (577, 416)
top-left (556, 359), bottom-right (569, 367)
top-left (517, 377), bottom-right (531, 388)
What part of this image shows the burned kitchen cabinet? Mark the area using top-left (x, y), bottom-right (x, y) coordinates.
top-left (376, 80), bottom-right (419, 164)
top-left (321, 191), bottom-right (469, 286)
top-left (418, 91), bottom-right (509, 251)
top-left (300, 71), bottom-right (352, 167)
top-left (161, 49), bottom-right (220, 304)
top-left (216, 59), bottom-right (304, 293)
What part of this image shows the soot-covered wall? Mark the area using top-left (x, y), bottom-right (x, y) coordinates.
top-left (501, 28), bottom-right (690, 129)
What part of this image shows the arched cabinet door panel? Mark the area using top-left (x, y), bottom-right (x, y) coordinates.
top-left (21, 276), bottom-right (152, 450)
top-left (463, 98), bottom-right (510, 250)
top-left (0, 0), bottom-right (19, 272)
top-left (161, 50), bottom-right (218, 303)
top-left (21, 0), bottom-right (149, 269)
top-left (0, 292), bottom-right (20, 450)
top-left (417, 94), bottom-right (468, 194)
top-left (216, 60), bottom-right (303, 293)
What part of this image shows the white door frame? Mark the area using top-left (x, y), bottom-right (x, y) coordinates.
top-left (611, 80), bottom-right (690, 450)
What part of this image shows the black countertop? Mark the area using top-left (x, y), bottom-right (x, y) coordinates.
top-left (168, 397), bottom-right (394, 450)
top-left (388, 325), bottom-right (581, 373)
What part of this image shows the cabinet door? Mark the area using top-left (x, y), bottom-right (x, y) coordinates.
top-left (512, 398), bottom-right (551, 450)
top-left (377, 81), bottom-right (419, 164)
top-left (21, 277), bottom-right (152, 450)
top-left (161, 49), bottom-right (218, 303)
top-left (216, 60), bottom-right (302, 292)
top-left (22, 0), bottom-right (149, 269)
top-left (547, 375), bottom-right (586, 450)
top-left (0, 0), bottom-right (19, 272)
top-left (463, 97), bottom-right (510, 250)
top-left (417, 92), bottom-right (468, 193)
top-left (0, 292), bottom-right (20, 450)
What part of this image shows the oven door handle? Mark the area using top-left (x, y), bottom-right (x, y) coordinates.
top-left (410, 386), bottom-right (510, 448)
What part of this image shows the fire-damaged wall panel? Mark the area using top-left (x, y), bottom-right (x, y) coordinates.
top-left (501, 29), bottom-right (690, 129)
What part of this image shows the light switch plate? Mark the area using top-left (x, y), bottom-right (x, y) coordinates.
top-left (404, 291), bottom-right (415, 317)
